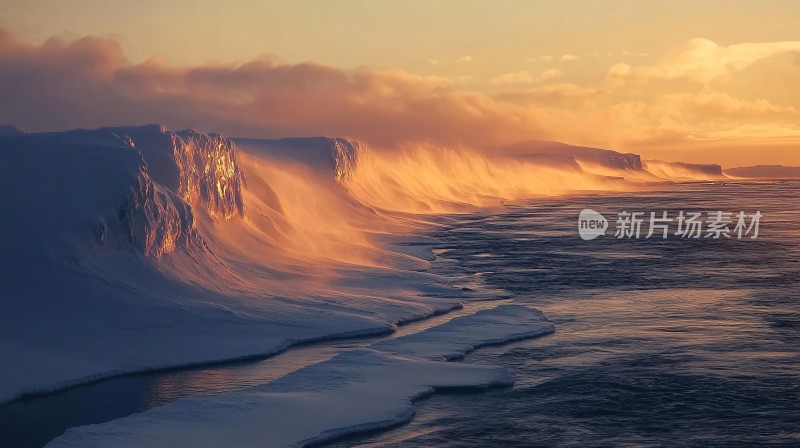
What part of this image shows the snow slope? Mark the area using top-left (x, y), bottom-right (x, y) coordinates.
top-left (48, 305), bottom-right (550, 448)
top-left (643, 160), bottom-right (725, 180)
top-left (0, 124), bottom-right (742, 408)
top-left (503, 139), bottom-right (726, 181)
top-left (1, 122), bottom-right (746, 448)
top-left (505, 139), bottom-right (644, 171)
top-left (0, 126), bottom-right (461, 406)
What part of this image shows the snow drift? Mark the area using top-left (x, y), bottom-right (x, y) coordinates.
top-left (643, 160), bottom-right (725, 180)
top-left (1, 122), bottom-right (775, 446)
top-left (0, 126), bottom-right (460, 407)
top-left (0, 124), bottom-right (741, 408)
top-left (502, 139), bottom-right (726, 182)
top-left (505, 139), bottom-right (644, 171)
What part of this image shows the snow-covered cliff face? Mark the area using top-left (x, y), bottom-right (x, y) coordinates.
top-left (329, 138), bottom-right (363, 183)
top-left (0, 129), bottom-right (204, 263)
top-left (643, 160), bottom-right (725, 180)
top-left (106, 125), bottom-right (245, 221)
top-left (117, 163), bottom-right (199, 257)
top-left (503, 140), bottom-right (644, 171)
top-left (234, 136), bottom-right (364, 184)
top-left (174, 130), bottom-right (245, 220)
top-left (0, 124), bottom-right (246, 259)
top-left (93, 125), bottom-right (247, 256)
top-left (668, 162), bottom-right (723, 177)
top-left (598, 151), bottom-right (643, 171)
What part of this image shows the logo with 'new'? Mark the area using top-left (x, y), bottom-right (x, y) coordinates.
top-left (579, 209), bottom-right (608, 240)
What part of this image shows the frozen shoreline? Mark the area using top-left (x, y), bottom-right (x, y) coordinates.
top-left (0, 287), bottom-right (475, 407)
top-left (3, 300), bottom-right (482, 408)
top-left (0, 126), bottom-right (471, 407)
top-left (0, 125), bottom-right (593, 447)
top-left (48, 305), bottom-right (554, 448)
top-left (0, 124), bottom-right (729, 411)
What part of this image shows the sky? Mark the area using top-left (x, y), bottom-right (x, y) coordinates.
top-left (1, 0), bottom-right (799, 166)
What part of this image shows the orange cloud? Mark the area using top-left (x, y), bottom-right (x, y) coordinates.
top-left (640, 38), bottom-right (800, 83)
top-left (0, 28), bottom-right (544, 148)
top-left (488, 69), bottom-right (564, 85)
top-left (1, 29), bottom-right (798, 166)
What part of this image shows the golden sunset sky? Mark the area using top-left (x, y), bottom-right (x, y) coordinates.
top-left (2, 0), bottom-right (799, 166)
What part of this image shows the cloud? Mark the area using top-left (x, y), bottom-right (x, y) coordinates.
top-left (653, 90), bottom-right (797, 118)
top-left (605, 62), bottom-right (632, 88)
top-left (497, 83), bottom-right (597, 106)
top-left (644, 38), bottom-right (800, 83)
top-left (560, 54), bottom-right (580, 61)
top-left (539, 68), bottom-right (564, 80)
top-left (457, 75), bottom-right (475, 84)
top-left (0, 28), bottom-right (548, 148)
top-left (619, 51), bottom-right (649, 58)
top-left (1, 29), bottom-right (798, 161)
top-left (489, 69), bottom-right (564, 85)
top-left (489, 71), bottom-right (537, 85)
top-left (427, 55), bottom-right (471, 66)
top-left (606, 90), bottom-right (800, 146)
top-left (526, 55), bottom-right (554, 63)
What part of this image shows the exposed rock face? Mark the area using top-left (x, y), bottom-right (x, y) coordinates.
top-left (174, 129), bottom-right (245, 220)
top-left (0, 128), bottom-right (207, 259)
top-left (597, 151), bottom-right (643, 171)
top-left (328, 137), bottom-right (363, 183)
top-left (118, 163), bottom-right (199, 257)
top-left (106, 125), bottom-right (245, 221)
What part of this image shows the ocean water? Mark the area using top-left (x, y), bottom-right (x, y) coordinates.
top-left (328, 181), bottom-right (800, 447)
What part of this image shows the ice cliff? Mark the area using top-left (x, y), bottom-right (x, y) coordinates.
top-left (105, 125), bottom-right (245, 220)
top-left (235, 136), bottom-right (364, 183)
top-left (504, 140), bottom-right (644, 171)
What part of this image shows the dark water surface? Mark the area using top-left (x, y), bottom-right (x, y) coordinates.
top-left (328, 181), bottom-right (800, 447)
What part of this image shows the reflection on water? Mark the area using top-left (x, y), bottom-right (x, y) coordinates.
top-left (0, 298), bottom-right (502, 448)
top-left (328, 181), bottom-right (800, 447)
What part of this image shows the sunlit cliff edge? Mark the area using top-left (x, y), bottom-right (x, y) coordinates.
top-left (0, 124), bottom-right (782, 406)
